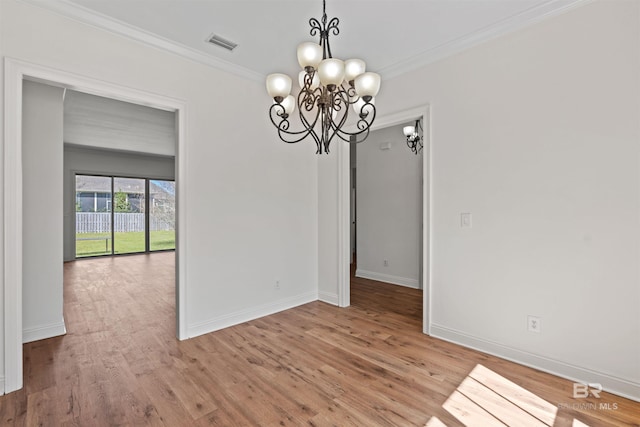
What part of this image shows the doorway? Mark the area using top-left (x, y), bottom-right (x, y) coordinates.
top-left (338, 105), bottom-right (431, 334)
top-left (3, 58), bottom-right (188, 394)
top-left (351, 122), bottom-right (423, 289)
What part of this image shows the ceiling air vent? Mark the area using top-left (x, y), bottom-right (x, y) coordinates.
top-left (206, 34), bottom-right (238, 51)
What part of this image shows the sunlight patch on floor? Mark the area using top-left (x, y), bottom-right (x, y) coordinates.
top-left (425, 416), bottom-right (447, 427)
top-left (423, 364), bottom-right (591, 426)
top-left (572, 419), bottom-right (590, 427)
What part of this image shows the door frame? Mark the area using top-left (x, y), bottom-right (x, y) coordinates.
top-left (337, 104), bottom-right (432, 334)
top-left (3, 57), bottom-right (188, 394)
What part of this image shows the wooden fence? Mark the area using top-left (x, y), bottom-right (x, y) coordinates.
top-left (76, 212), bottom-right (174, 233)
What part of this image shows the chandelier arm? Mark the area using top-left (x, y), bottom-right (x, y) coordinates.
top-left (415, 119), bottom-right (424, 153)
top-left (298, 83), bottom-right (323, 154)
top-left (333, 101), bottom-right (377, 141)
top-left (325, 17), bottom-right (340, 36)
top-left (309, 18), bottom-right (322, 38)
top-left (298, 86), bottom-right (323, 132)
top-left (345, 85), bottom-right (357, 99)
top-left (297, 102), bottom-right (323, 153)
top-left (269, 103), bottom-right (319, 145)
top-left (312, 88), bottom-right (350, 149)
top-left (324, 17), bottom-right (339, 58)
top-left (333, 124), bottom-right (371, 142)
top-left (334, 124), bottom-right (371, 143)
top-left (301, 90), bottom-right (320, 112)
top-left (405, 119), bottom-right (423, 154)
top-left (300, 74), bottom-right (323, 113)
top-left (331, 86), bottom-right (350, 109)
top-left (327, 90), bottom-right (350, 135)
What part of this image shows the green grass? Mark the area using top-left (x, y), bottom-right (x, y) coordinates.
top-left (150, 230), bottom-right (176, 251)
top-left (76, 230), bottom-right (175, 257)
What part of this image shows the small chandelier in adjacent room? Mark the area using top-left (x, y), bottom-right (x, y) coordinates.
top-left (266, 0), bottom-right (381, 154)
top-left (403, 120), bottom-right (423, 155)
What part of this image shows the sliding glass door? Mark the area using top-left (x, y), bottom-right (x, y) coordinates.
top-left (150, 180), bottom-right (176, 251)
top-left (75, 174), bottom-right (175, 258)
top-left (113, 177), bottom-right (146, 254)
top-left (75, 175), bottom-right (112, 257)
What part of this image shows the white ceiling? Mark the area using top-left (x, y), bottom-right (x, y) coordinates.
top-left (28, 0), bottom-right (585, 81)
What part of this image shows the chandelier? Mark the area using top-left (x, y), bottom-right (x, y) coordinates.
top-left (403, 120), bottom-right (423, 155)
top-left (266, 0), bottom-right (381, 154)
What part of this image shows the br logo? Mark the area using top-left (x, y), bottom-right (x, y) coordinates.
top-left (573, 383), bottom-right (602, 398)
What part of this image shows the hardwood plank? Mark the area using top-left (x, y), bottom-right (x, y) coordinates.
top-left (154, 364), bottom-right (218, 420)
top-left (0, 388), bottom-right (27, 425)
top-left (443, 390), bottom-right (508, 426)
top-left (136, 371), bottom-right (192, 425)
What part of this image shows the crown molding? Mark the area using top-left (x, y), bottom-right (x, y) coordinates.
top-left (19, 0), bottom-right (265, 82)
top-left (379, 0), bottom-right (592, 79)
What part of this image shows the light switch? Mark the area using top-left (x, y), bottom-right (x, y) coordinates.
top-left (461, 213), bottom-right (472, 228)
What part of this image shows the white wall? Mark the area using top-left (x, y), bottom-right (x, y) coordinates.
top-left (64, 90), bottom-right (176, 156)
top-left (356, 123), bottom-right (422, 288)
top-left (63, 145), bottom-right (176, 261)
top-left (367, 0), bottom-right (639, 399)
top-left (317, 155), bottom-right (340, 304)
top-left (0, 0), bottom-right (6, 394)
top-left (22, 80), bottom-right (66, 343)
top-left (1, 0), bottom-right (318, 389)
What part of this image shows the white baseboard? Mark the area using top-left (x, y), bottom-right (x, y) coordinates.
top-left (430, 324), bottom-right (640, 403)
top-left (318, 291), bottom-right (339, 306)
top-left (23, 319), bottom-right (67, 343)
top-left (0, 376), bottom-right (5, 395)
top-left (187, 291), bottom-right (318, 339)
top-left (355, 269), bottom-right (419, 289)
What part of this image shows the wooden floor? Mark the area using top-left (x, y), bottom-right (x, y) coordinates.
top-left (0, 253), bottom-right (638, 426)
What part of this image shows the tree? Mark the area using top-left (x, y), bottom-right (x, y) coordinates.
top-left (114, 190), bottom-right (131, 213)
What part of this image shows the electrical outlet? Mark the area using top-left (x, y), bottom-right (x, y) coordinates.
top-left (527, 315), bottom-right (541, 333)
top-left (383, 259), bottom-right (388, 267)
top-left (275, 280), bottom-right (280, 290)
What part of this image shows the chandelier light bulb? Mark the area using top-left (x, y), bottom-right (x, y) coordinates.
top-left (403, 125), bottom-right (416, 137)
top-left (354, 72), bottom-right (381, 100)
top-left (266, 73), bottom-right (292, 101)
top-left (280, 95), bottom-right (296, 115)
top-left (344, 59), bottom-right (366, 83)
top-left (298, 70), bottom-right (320, 90)
top-left (297, 42), bottom-right (323, 70)
top-left (317, 58), bottom-right (345, 88)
